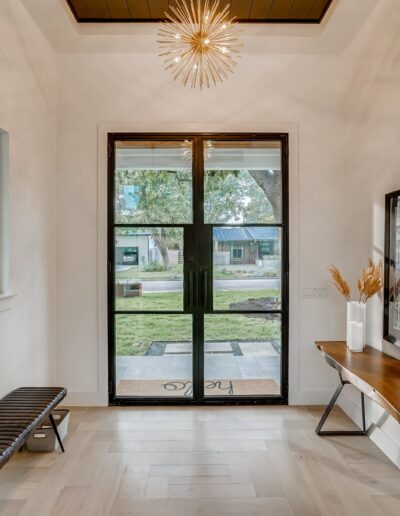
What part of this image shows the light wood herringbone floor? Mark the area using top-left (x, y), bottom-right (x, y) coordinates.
top-left (0, 405), bottom-right (399, 516)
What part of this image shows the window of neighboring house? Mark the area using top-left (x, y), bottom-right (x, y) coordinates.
top-left (261, 241), bottom-right (274, 256)
top-left (0, 129), bottom-right (9, 296)
top-left (231, 244), bottom-right (244, 259)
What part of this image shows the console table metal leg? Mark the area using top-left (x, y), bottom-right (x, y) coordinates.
top-left (316, 375), bottom-right (367, 436)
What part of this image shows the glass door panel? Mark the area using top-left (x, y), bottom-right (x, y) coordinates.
top-left (203, 139), bottom-right (285, 399)
top-left (111, 138), bottom-right (195, 400)
top-left (204, 140), bottom-right (282, 224)
top-left (213, 227), bottom-right (282, 311)
top-left (115, 314), bottom-right (193, 398)
top-left (204, 314), bottom-right (281, 397)
top-left (115, 140), bottom-right (193, 225)
top-left (114, 227), bottom-right (185, 311)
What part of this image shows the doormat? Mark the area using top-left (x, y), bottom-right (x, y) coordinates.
top-left (116, 379), bottom-right (280, 397)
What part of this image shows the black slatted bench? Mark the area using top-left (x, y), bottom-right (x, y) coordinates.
top-left (0, 387), bottom-right (67, 469)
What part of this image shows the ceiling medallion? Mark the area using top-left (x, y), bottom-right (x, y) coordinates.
top-left (157, 0), bottom-right (242, 90)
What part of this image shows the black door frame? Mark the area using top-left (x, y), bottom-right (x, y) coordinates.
top-left (108, 132), bottom-right (289, 406)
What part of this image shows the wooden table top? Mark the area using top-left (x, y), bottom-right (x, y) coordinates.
top-left (315, 341), bottom-right (400, 423)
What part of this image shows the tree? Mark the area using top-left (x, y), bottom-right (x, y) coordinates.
top-left (248, 171), bottom-right (281, 220)
top-left (150, 228), bottom-right (170, 270)
top-left (115, 169), bottom-right (192, 269)
top-left (115, 168), bottom-right (278, 269)
top-left (204, 170), bottom-right (276, 223)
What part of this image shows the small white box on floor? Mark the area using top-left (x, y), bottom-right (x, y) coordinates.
top-left (26, 409), bottom-right (69, 452)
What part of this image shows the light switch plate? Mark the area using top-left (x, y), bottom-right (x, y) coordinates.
top-left (303, 287), bottom-right (328, 299)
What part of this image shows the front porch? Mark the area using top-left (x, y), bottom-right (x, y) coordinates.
top-left (116, 340), bottom-right (281, 397)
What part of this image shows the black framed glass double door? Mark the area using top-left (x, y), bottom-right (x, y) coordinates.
top-left (108, 133), bottom-right (288, 404)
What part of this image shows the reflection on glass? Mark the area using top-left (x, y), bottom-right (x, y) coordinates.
top-left (115, 227), bottom-right (184, 311)
top-left (115, 141), bottom-right (192, 224)
top-left (213, 227), bottom-right (281, 311)
top-left (204, 314), bottom-right (281, 397)
top-left (204, 141), bottom-right (282, 224)
top-left (115, 314), bottom-right (193, 398)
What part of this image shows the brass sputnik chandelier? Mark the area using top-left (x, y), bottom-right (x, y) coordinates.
top-left (157, 0), bottom-right (242, 90)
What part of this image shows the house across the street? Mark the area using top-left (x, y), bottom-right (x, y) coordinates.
top-left (213, 227), bottom-right (280, 265)
top-left (115, 232), bottom-right (180, 266)
top-left (115, 227), bottom-right (279, 268)
top-left (115, 232), bottom-right (153, 266)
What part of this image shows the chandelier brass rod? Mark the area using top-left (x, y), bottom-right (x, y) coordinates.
top-left (157, 0), bottom-right (242, 90)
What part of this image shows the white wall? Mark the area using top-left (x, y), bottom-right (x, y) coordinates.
top-left (339, 0), bottom-right (400, 467)
top-left (0, 0), bottom-right (58, 396)
top-left (56, 39), bottom-right (347, 404)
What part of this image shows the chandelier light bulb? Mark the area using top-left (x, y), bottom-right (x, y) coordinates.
top-left (157, 0), bottom-right (242, 89)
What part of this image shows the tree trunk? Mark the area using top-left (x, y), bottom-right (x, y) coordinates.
top-left (249, 170), bottom-right (281, 220)
top-left (151, 230), bottom-right (170, 270)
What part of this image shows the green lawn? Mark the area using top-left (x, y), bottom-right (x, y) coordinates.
top-left (115, 289), bottom-right (281, 356)
top-left (115, 288), bottom-right (280, 311)
top-left (213, 265), bottom-right (279, 280)
top-left (116, 265), bottom-right (183, 281)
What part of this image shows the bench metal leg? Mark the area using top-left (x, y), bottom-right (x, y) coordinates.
top-left (49, 413), bottom-right (65, 452)
top-left (316, 375), bottom-right (367, 436)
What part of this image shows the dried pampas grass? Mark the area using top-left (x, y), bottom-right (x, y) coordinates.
top-left (357, 259), bottom-right (383, 303)
top-left (327, 259), bottom-right (383, 304)
top-left (327, 265), bottom-right (351, 302)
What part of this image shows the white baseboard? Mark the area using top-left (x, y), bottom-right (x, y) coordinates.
top-left (62, 391), bottom-right (108, 406)
top-left (339, 389), bottom-right (400, 469)
top-left (63, 388), bottom-right (333, 407)
top-left (337, 386), bottom-right (366, 429)
top-left (289, 388), bottom-right (334, 405)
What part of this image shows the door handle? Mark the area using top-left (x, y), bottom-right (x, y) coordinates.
top-left (188, 269), bottom-right (194, 310)
top-left (203, 270), bottom-right (208, 310)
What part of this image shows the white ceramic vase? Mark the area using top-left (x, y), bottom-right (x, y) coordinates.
top-left (346, 301), bottom-right (366, 352)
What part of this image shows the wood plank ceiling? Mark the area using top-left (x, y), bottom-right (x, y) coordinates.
top-left (66, 0), bottom-right (334, 23)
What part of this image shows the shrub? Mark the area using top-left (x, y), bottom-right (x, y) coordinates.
top-left (144, 261), bottom-right (165, 272)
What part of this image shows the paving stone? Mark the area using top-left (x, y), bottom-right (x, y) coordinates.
top-left (238, 342), bottom-right (279, 357)
top-left (165, 343), bottom-right (193, 354)
top-left (205, 342), bottom-right (233, 353)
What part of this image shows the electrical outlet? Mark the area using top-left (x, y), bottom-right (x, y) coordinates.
top-left (303, 287), bottom-right (328, 299)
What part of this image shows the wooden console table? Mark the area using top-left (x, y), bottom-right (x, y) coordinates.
top-left (315, 341), bottom-right (400, 435)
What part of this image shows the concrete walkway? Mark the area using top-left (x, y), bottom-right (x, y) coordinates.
top-left (116, 342), bottom-right (280, 386)
top-left (139, 278), bottom-right (281, 292)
